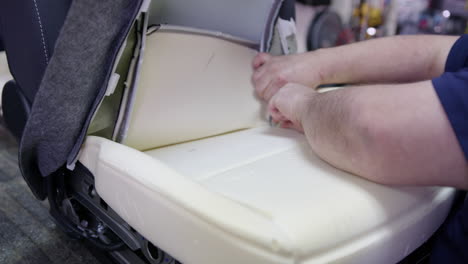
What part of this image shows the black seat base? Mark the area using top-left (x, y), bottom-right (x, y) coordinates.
top-left (2, 80), bottom-right (30, 140)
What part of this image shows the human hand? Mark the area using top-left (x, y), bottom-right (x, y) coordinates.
top-left (252, 52), bottom-right (321, 101)
top-left (268, 83), bottom-right (316, 133)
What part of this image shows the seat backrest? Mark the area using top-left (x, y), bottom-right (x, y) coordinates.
top-left (0, 0), bottom-right (71, 103)
top-left (0, 0), bottom-right (71, 140)
top-left (120, 27), bottom-right (266, 150)
top-left (104, 0), bottom-right (299, 150)
top-left (148, 0), bottom-right (283, 50)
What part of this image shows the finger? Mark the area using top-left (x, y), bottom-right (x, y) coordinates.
top-left (263, 85), bottom-right (279, 102)
top-left (263, 76), bottom-right (287, 101)
top-left (256, 76), bottom-right (274, 100)
top-left (280, 120), bottom-right (293, 128)
top-left (268, 100), bottom-right (287, 122)
top-left (291, 122), bottom-right (304, 133)
top-left (280, 120), bottom-right (304, 133)
top-left (271, 112), bottom-right (287, 124)
top-left (252, 65), bottom-right (271, 98)
top-left (252, 53), bottom-right (272, 69)
top-left (251, 64), bottom-right (267, 86)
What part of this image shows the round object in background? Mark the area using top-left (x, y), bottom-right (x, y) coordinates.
top-left (307, 9), bottom-right (344, 50)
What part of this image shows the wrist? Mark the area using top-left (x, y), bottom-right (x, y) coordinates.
top-left (308, 49), bottom-right (332, 86)
top-left (296, 90), bottom-right (316, 125)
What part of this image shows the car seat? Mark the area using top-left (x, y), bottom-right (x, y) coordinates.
top-left (1, 0), bottom-right (456, 263)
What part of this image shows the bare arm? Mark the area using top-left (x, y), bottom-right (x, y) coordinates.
top-left (314, 35), bottom-right (457, 84)
top-left (253, 35), bottom-right (457, 100)
top-left (269, 82), bottom-right (468, 189)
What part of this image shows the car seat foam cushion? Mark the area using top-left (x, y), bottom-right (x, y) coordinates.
top-left (123, 31), bottom-right (265, 150)
top-left (78, 127), bottom-right (455, 264)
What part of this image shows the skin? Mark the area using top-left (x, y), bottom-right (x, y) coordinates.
top-left (253, 35), bottom-right (468, 189)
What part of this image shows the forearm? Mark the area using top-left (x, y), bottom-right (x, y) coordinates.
top-left (300, 82), bottom-right (468, 188)
top-left (300, 88), bottom-right (366, 177)
top-left (310, 35), bottom-right (457, 85)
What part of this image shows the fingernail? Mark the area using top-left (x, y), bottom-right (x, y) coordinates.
top-left (268, 115), bottom-right (280, 127)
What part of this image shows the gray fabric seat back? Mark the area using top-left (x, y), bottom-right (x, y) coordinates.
top-left (149, 0), bottom-right (284, 50)
top-left (19, 0), bottom-right (144, 199)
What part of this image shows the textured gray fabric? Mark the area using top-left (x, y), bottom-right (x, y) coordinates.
top-left (19, 0), bottom-right (143, 199)
top-left (149, 0), bottom-right (282, 46)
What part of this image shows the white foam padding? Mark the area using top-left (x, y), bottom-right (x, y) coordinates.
top-left (123, 31), bottom-right (266, 150)
top-left (79, 128), bottom-right (455, 264)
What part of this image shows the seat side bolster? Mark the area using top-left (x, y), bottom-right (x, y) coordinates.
top-left (78, 136), bottom-right (297, 262)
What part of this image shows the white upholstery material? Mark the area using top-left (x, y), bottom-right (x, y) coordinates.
top-left (80, 135), bottom-right (295, 264)
top-left (123, 31), bottom-right (265, 150)
top-left (79, 128), bottom-right (455, 264)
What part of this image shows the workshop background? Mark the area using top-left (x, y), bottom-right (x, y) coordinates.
top-left (0, 0), bottom-right (467, 263)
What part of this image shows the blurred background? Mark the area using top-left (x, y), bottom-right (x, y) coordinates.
top-left (295, 0), bottom-right (468, 52)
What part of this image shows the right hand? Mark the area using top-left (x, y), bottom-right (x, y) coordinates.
top-left (268, 83), bottom-right (317, 133)
top-left (252, 52), bottom-right (322, 101)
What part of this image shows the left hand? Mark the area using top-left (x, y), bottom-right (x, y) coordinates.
top-left (252, 53), bottom-right (321, 101)
top-left (268, 83), bottom-right (317, 133)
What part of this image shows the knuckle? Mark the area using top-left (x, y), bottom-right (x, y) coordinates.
top-left (255, 53), bottom-right (269, 63)
top-left (253, 56), bottom-right (261, 65)
top-left (260, 53), bottom-right (270, 60)
top-left (275, 75), bottom-right (287, 86)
